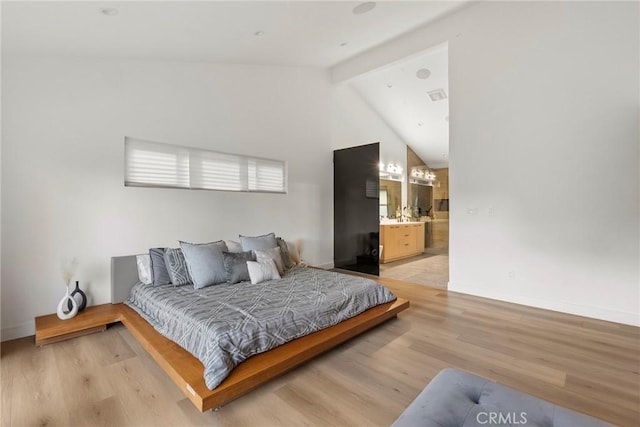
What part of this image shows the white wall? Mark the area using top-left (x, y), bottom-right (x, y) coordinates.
top-left (331, 84), bottom-right (408, 208)
top-left (1, 56), bottom-right (333, 340)
top-left (334, 1), bottom-right (640, 325)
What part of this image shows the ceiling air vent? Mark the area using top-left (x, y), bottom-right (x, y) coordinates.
top-left (427, 89), bottom-right (447, 102)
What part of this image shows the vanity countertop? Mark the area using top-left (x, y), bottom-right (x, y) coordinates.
top-left (380, 221), bottom-right (425, 226)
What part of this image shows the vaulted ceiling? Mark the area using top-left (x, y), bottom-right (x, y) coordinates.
top-left (350, 44), bottom-right (449, 168)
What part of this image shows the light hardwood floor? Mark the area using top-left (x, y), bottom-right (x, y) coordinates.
top-left (2, 278), bottom-right (639, 426)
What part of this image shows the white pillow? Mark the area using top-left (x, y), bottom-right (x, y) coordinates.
top-left (225, 240), bottom-right (243, 253)
top-left (286, 241), bottom-right (300, 264)
top-left (136, 254), bottom-right (153, 285)
top-left (255, 247), bottom-right (285, 276)
top-left (246, 259), bottom-right (281, 284)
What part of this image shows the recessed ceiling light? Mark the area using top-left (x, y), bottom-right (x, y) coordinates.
top-left (428, 89), bottom-right (448, 102)
top-left (100, 7), bottom-right (118, 16)
top-left (387, 83), bottom-right (393, 88)
top-left (416, 68), bottom-right (431, 79)
top-left (353, 2), bottom-right (376, 15)
top-left (254, 30), bottom-right (265, 36)
top-left (418, 122), bottom-right (424, 127)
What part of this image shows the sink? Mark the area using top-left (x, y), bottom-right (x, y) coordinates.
top-left (380, 220), bottom-right (426, 225)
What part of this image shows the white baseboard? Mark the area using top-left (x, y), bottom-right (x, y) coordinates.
top-left (1, 321), bottom-right (34, 342)
top-left (448, 281), bottom-right (640, 327)
top-left (315, 261), bottom-right (335, 269)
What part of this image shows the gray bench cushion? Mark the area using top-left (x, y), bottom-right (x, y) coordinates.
top-left (393, 368), bottom-right (612, 427)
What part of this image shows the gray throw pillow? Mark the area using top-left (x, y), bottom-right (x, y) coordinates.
top-left (164, 248), bottom-right (193, 286)
top-left (277, 237), bottom-right (294, 270)
top-left (225, 240), bottom-right (243, 253)
top-left (180, 240), bottom-right (228, 289)
top-left (239, 232), bottom-right (278, 253)
top-left (222, 251), bottom-right (255, 284)
top-left (149, 248), bottom-right (171, 286)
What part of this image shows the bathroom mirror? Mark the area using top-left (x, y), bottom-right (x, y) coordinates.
top-left (408, 182), bottom-right (433, 219)
top-left (380, 179), bottom-right (401, 218)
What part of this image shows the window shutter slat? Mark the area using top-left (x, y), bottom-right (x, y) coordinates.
top-left (125, 139), bottom-right (189, 188)
top-left (191, 151), bottom-right (245, 191)
top-left (248, 158), bottom-right (286, 192)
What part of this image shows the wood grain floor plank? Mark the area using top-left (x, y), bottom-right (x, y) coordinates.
top-left (104, 357), bottom-right (189, 427)
top-left (84, 325), bottom-right (137, 367)
top-left (318, 352), bottom-right (425, 406)
top-left (14, 344), bottom-right (70, 426)
top-left (68, 395), bottom-right (127, 427)
top-left (52, 340), bottom-right (114, 406)
top-left (221, 392), bottom-right (314, 427)
top-left (304, 366), bottom-right (404, 426)
top-left (275, 381), bottom-right (367, 426)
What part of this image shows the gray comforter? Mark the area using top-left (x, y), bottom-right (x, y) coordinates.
top-left (125, 266), bottom-right (396, 390)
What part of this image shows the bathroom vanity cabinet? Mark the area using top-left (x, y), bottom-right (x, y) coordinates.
top-left (380, 222), bottom-right (425, 263)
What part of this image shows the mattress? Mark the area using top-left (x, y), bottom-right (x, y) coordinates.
top-left (125, 265), bottom-right (396, 390)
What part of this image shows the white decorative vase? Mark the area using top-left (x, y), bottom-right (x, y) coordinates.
top-left (57, 286), bottom-right (78, 320)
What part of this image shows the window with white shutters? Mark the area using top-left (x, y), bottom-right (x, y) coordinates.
top-left (125, 137), bottom-right (287, 193)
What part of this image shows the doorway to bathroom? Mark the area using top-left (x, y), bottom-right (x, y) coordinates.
top-left (379, 149), bottom-right (449, 289)
top-left (339, 42), bottom-right (450, 289)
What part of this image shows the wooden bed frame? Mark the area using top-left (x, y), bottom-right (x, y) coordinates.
top-left (110, 256), bottom-right (410, 412)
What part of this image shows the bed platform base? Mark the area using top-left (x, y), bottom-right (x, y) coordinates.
top-left (121, 297), bottom-right (409, 411)
top-left (108, 255), bottom-right (409, 412)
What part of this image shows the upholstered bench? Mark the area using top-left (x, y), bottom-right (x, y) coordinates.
top-left (393, 368), bottom-right (612, 427)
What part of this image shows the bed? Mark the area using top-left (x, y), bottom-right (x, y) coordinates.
top-left (111, 255), bottom-right (410, 411)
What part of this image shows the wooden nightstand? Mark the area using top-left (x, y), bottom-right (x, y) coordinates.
top-left (34, 303), bottom-right (123, 346)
